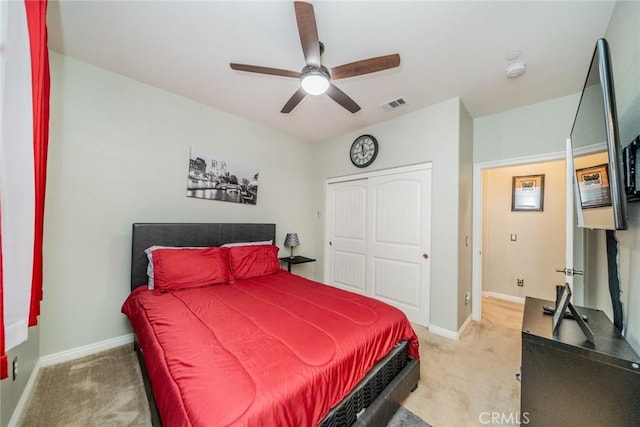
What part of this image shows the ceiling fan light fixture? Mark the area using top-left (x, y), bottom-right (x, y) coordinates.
top-left (300, 66), bottom-right (330, 95)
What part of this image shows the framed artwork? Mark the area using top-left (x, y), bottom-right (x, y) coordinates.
top-left (576, 163), bottom-right (612, 209)
top-left (186, 148), bottom-right (259, 205)
top-left (511, 174), bottom-right (545, 212)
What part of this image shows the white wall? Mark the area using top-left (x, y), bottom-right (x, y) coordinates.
top-left (475, 93), bottom-right (579, 163)
top-left (603, 0), bottom-right (640, 352)
top-left (42, 53), bottom-right (318, 356)
top-left (314, 98), bottom-right (465, 333)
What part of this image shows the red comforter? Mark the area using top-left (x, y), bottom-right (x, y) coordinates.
top-left (122, 270), bottom-right (419, 427)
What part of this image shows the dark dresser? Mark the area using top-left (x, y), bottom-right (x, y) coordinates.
top-left (520, 296), bottom-right (640, 426)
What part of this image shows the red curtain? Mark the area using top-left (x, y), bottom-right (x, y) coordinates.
top-left (25, 0), bottom-right (50, 326)
top-left (0, 0), bottom-right (50, 378)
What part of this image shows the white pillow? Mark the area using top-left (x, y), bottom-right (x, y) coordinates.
top-left (220, 240), bottom-right (273, 248)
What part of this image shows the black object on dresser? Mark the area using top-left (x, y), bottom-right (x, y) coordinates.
top-left (521, 297), bottom-right (640, 426)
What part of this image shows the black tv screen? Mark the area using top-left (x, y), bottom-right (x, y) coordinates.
top-left (570, 38), bottom-right (627, 230)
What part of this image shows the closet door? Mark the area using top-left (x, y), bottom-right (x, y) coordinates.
top-left (326, 179), bottom-right (368, 294)
top-left (326, 165), bottom-right (431, 326)
top-left (367, 168), bottom-right (431, 326)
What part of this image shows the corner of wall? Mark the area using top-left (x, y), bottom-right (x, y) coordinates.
top-left (0, 326), bottom-right (39, 426)
top-left (457, 101), bottom-right (474, 328)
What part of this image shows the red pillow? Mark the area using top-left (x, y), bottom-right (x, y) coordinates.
top-left (228, 245), bottom-right (280, 279)
top-left (152, 247), bottom-right (232, 291)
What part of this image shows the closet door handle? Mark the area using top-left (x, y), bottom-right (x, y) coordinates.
top-left (422, 253), bottom-right (429, 259)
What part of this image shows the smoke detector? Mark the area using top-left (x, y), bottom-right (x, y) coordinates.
top-left (506, 62), bottom-right (527, 78)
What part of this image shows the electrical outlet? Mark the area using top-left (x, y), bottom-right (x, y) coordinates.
top-left (464, 292), bottom-right (471, 306)
top-left (517, 278), bottom-right (524, 287)
top-left (12, 357), bottom-right (18, 381)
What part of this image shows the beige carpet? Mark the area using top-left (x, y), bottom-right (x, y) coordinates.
top-left (18, 346), bottom-right (151, 427)
top-left (18, 297), bottom-right (522, 426)
top-left (402, 297), bottom-right (524, 426)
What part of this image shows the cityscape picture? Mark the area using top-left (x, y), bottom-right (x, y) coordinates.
top-left (186, 149), bottom-right (259, 205)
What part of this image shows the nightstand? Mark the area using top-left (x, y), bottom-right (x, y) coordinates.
top-left (279, 256), bottom-right (316, 272)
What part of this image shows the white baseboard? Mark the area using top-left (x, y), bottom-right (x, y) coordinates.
top-left (39, 333), bottom-right (134, 367)
top-left (429, 324), bottom-right (459, 341)
top-left (7, 333), bottom-right (135, 427)
top-left (7, 359), bottom-right (42, 427)
top-left (429, 313), bottom-right (473, 341)
top-left (483, 291), bottom-right (525, 305)
top-left (458, 313), bottom-right (472, 336)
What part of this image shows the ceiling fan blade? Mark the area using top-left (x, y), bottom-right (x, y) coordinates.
top-left (281, 87), bottom-right (307, 113)
top-left (294, 1), bottom-right (321, 68)
top-left (230, 63), bottom-right (300, 78)
top-left (326, 84), bottom-right (361, 113)
top-left (330, 54), bottom-right (401, 80)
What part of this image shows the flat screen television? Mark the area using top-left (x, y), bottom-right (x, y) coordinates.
top-left (570, 38), bottom-right (627, 230)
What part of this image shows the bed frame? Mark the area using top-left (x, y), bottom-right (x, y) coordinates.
top-left (129, 222), bottom-right (420, 426)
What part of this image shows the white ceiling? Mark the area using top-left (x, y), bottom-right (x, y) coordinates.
top-left (46, 0), bottom-right (616, 143)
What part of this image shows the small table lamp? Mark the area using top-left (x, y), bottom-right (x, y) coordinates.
top-left (284, 233), bottom-right (300, 259)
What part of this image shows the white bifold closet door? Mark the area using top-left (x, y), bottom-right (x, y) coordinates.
top-left (326, 164), bottom-right (432, 326)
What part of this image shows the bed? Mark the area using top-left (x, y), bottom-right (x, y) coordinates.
top-left (123, 223), bottom-right (420, 426)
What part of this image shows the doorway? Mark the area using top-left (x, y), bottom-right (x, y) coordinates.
top-left (472, 151), bottom-right (572, 320)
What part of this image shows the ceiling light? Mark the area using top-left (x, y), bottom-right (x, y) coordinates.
top-left (300, 66), bottom-right (330, 95)
top-left (505, 62), bottom-right (527, 78)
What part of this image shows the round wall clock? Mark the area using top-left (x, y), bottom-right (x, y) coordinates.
top-left (350, 134), bottom-right (379, 168)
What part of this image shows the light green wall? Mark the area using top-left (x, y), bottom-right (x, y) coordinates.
top-left (474, 93), bottom-right (579, 162)
top-left (314, 98), bottom-right (469, 333)
top-left (457, 101), bottom-right (474, 327)
top-left (43, 53), bottom-right (474, 366)
top-left (42, 52), bottom-right (318, 356)
top-left (0, 327), bottom-right (38, 427)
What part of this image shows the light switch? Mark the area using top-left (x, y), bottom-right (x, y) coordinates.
top-left (510, 233), bottom-right (517, 242)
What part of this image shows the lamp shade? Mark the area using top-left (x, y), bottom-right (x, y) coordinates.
top-left (284, 233), bottom-right (300, 248)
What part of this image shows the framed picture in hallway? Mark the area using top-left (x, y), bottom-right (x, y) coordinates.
top-left (511, 174), bottom-right (544, 212)
top-left (575, 163), bottom-right (612, 209)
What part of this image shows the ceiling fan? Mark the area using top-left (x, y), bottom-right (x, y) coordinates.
top-left (230, 1), bottom-right (400, 114)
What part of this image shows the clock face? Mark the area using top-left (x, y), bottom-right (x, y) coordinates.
top-left (350, 135), bottom-right (378, 168)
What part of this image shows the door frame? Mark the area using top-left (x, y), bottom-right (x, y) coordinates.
top-left (472, 151), bottom-right (565, 321)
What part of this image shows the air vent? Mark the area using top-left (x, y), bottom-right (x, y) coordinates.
top-left (380, 97), bottom-right (407, 111)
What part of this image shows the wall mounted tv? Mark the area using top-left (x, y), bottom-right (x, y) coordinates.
top-left (570, 38), bottom-right (627, 230)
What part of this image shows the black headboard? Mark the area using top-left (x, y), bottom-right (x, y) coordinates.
top-left (130, 223), bottom-right (276, 290)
